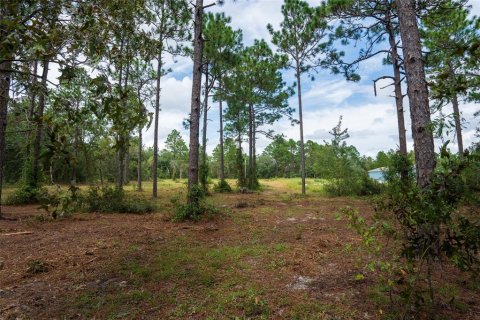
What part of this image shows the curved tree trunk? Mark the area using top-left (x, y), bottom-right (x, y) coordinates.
top-left (397, 0), bottom-right (435, 189)
top-left (187, 0), bottom-right (204, 204)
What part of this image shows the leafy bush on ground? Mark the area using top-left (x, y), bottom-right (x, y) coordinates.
top-left (40, 185), bottom-right (82, 219)
top-left (172, 185), bottom-right (219, 221)
top-left (7, 184), bottom-right (155, 217)
top-left (325, 172), bottom-right (383, 197)
top-left (213, 179), bottom-right (232, 193)
top-left (4, 184), bottom-right (49, 205)
top-left (338, 150), bottom-right (480, 317)
top-left (83, 186), bottom-right (155, 214)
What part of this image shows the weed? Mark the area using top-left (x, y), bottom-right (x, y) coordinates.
top-left (26, 259), bottom-right (51, 274)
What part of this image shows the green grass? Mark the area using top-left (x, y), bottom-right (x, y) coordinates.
top-left (74, 238), bottom-right (291, 318)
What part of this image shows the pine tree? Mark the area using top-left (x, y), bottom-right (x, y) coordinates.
top-left (268, 0), bottom-right (333, 194)
top-left (396, 0), bottom-right (435, 188)
top-left (422, 1), bottom-right (479, 155)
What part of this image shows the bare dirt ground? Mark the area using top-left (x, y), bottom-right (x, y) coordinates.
top-left (0, 180), bottom-right (479, 319)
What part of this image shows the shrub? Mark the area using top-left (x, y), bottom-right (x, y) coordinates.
top-left (325, 173), bottom-right (384, 197)
top-left (173, 185), bottom-right (218, 221)
top-left (83, 186), bottom-right (155, 214)
top-left (213, 179), bottom-right (232, 193)
top-left (4, 184), bottom-right (49, 205)
top-left (174, 202), bottom-right (219, 221)
top-left (339, 149), bottom-right (480, 317)
top-left (40, 185), bottom-right (82, 219)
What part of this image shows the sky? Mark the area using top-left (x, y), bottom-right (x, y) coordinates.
top-left (143, 0), bottom-right (480, 157)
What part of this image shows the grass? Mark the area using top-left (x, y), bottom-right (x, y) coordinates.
top-left (75, 239), bottom-right (291, 318)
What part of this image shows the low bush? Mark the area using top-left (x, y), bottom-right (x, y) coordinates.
top-left (213, 179), bottom-right (232, 193)
top-left (338, 150), bottom-right (480, 317)
top-left (174, 202), bottom-right (219, 221)
top-left (172, 186), bottom-right (218, 221)
top-left (40, 185), bottom-right (82, 219)
top-left (325, 172), bottom-right (383, 197)
top-left (4, 184), bottom-right (49, 205)
top-left (83, 186), bottom-right (155, 214)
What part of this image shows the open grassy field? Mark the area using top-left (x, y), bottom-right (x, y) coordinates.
top-left (0, 179), bottom-right (478, 319)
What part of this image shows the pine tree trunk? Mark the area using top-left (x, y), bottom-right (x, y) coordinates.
top-left (237, 130), bottom-right (245, 188)
top-left (187, 0), bottom-right (204, 203)
top-left (31, 58), bottom-right (50, 188)
top-left (387, 18), bottom-right (408, 157)
top-left (124, 150), bottom-right (130, 184)
top-left (153, 51), bottom-right (162, 198)
top-left (248, 104), bottom-right (253, 189)
top-left (397, 0), bottom-right (435, 189)
top-left (219, 96), bottom-right (225, 181)
top-left (452, 93), bottom-right (463, 155)
top-left (0, 59), bottom-right (12, 218)
top-left (116, 38), bottom-right (125, 190)
top-left (201, 67), bottom-right (208, 192)
top-left (296, 67), bottom-right (306, 194)
top-left (448, 63), bottom-right (463, 155)
top-left (252, 113), bottom-right (257, 189)
top-left (137, 126), bottom-right (142, 191)
top-left (72, 101), bottom-right (80, 185)
top-left (25, 61), bottom-right (37, 159)
top-left (123, 47), bottom-right (131, 185)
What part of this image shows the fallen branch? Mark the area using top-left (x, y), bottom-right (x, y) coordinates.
top-left (1, 231), bottom-right (33, 236)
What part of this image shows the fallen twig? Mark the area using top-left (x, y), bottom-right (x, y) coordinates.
top-left (1, 231), bottom-right (33, 236)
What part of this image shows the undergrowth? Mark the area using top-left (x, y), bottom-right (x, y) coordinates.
top-left (172, 185), bottom-right (219, 221)
top-left (22, 185), bottom-right (156, 218)
top-left (337, 151), bottom-right (480, 318)
top-left (213, 179), bottom-right (232, 193)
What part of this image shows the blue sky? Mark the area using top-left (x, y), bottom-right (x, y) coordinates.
top-left (144, 0), bottom-right (480, 157)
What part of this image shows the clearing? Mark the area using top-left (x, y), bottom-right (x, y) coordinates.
top-left (0, 179), bottom-right (478, 319)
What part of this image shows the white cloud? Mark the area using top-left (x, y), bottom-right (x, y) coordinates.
top-left (142, 76), bottom-right (192, 149)
top-left (469, 0), bottom-right (480, 17)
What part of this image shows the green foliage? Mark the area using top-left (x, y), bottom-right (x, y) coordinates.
top-left (199, 162), bottom-right (210, 194)
top-left (340, 148), bottom-right (480, 315)
top-left (174, 201), bottom-right (219, 222)
top-left (323, 117), bottom-right (379, 196)
top-left (26, 259), bottom-right (51, 274)
top-left (164, 129), bottom-right (189, 180)
top-left (213, 179), bottom-right (232, 193)
top-left (83, 186), bottom-right (155, 214)
top-left (422, 1), bottom-right (480, 104)
top-left (40, 185), bottom-right (82, 219)
top-left (4, 184), bottom-right (49, 205)
top-left (173, 186), bottom-right (218, 221)
top-left (380, 150), bottom-right (480, 269)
